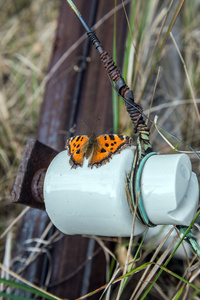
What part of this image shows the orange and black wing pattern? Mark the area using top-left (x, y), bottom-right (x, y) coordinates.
top-left (88, 134), bottom-right (132, 167)
top-left (65, 135), bottom-right (89, 168)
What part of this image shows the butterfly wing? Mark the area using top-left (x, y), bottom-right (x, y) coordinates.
top-left (65, 135), bottom-right (89, 168)
top-left (88, 134), bottom-right (133, 167)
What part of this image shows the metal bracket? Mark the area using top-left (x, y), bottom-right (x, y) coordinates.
top-left (11, 138), bottom-right (58, 210)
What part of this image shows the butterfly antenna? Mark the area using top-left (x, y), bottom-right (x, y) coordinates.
top-left (66, 0), bottom-right (152, 155)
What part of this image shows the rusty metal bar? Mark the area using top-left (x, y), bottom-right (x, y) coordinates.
top-left (11, 138), bottom-right (57, 210)
top-left (11, 0), bottom-right (130, 298)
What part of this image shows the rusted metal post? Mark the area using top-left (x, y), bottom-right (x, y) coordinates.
top-left (11, 138), bottom-right (57, 210)
top-left (11, 0), bottom-right (129, 298)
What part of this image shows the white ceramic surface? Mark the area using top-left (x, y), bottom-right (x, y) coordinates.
top-left (44, 149), bottom-right (199, 236)
top-left (141, 154), bottom-right (199, 225)
top-left (44, 146), bottom-right (147, 236)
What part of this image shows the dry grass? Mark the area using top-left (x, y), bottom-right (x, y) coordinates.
top-left (114, 1), bottom-right (200, 299)
top-left (121, 1), bottom-right (200, 160)
top-left (0, 0), bottom-right (59, 259)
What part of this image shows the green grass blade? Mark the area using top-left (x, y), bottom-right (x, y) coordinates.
top-left (173, 285), bottom-right (185, 300)
top-left (120, 230), bottom-right (148, 295)
top-left (0, 292), bottom-right (32, 300)
top-left (140, 211), bottom-right (200, 299)
top-left (0, 277), bottom-right (58, 300)
top-left (112, 0), bottom-right (119, 133)
top-left (139, 0), bottom-right (185, 101)
top-left (122, 0), bottom-right (137, 83)
top-left (172, 142), bottom-right (180, 154)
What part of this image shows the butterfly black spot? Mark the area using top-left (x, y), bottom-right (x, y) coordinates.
top-left (73, 142), bottom-right (76, 147)
top-left (111, 143), bottom-right (114, 146)
top-left (110, 148), bottom-right (113, 151)
top-left (109, 135), bottom-right (115, 140)
top-left (104, 136), bottom-right (107, 140)
top-left (100, 148), bottom-right (106, 153)
top-left (76, 149), bottom-right (80, 154)
top-left (105, 143), bottom-right (109, 147)
top-left (114, 141), bottom-right (117, 144)
top-left (76, 144), bottom-right (80, 148)
top-left (76, 136), bottom-right (81, 142)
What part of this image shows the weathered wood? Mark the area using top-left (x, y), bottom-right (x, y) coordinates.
top-left (12, 0), bottom-right (129, 298)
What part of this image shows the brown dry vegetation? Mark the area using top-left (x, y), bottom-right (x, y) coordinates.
top-left (0, 0), bottom-right (59, 252)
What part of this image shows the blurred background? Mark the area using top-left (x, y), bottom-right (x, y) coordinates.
top-left (0, 0), bottom-right (59, 256)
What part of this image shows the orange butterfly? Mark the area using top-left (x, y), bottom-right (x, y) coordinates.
top-left (65, 133), bottom-right (133, 168)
